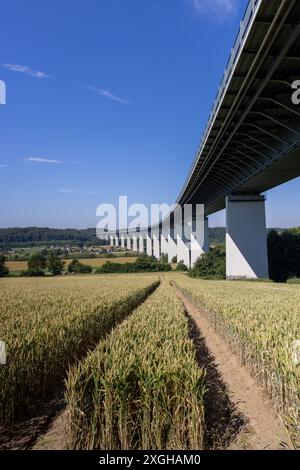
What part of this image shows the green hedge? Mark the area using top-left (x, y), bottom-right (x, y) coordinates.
top-left (96, 261), bottom-right (171, 274)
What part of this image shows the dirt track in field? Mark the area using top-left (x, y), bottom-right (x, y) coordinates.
top-left (173, 284), bottom-right (293, 450)
top-left (0, 387), bottom-right (66, 450)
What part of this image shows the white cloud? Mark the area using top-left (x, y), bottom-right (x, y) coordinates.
top-left (82, 191), bottom-right (101, 196)
top-left (191, 0), bottom-right (238, 21)
top-left (57, 188), bottom-right (76, 194)
top-left (25, 157), bottom-right (62, 164)
top-left (85, 86), bottom-right (129, 104)
top-left (2, 63), bottom-right (54, 79)
top-left (12, 191), bottom-right (27, 197)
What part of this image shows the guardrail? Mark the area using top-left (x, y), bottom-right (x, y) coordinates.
top-left (178, 0), bottom-right (263, 201)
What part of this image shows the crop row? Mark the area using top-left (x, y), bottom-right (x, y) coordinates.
top-left (0, 275), bottom-right (159, 425)
top-left (66, 281), bottom-right (206, 450)
top-left (172, 274), bottom-right (300, 447)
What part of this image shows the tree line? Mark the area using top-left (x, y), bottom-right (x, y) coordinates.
top-left (0, 227), bottom-right (108, 248)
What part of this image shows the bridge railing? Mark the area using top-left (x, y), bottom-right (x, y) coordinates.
top-left (178, 0), bottom-right (263, 201)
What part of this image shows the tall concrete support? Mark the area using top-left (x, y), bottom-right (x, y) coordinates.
top-left (132, 235), bottom-right (138, 252)
top-left (146, 235), bottom-right (152, 257)
top-left (177, 235), bottom-right (190, 267)
top-left (226, 194), bottom-right (269, 279)
top-left (153, 235), bottom-right (160, 259)
top-left (120, 235), bottom-right (125, 249)
top-left (115, 236), bottom-right (119, 248)
top-left (110, 235), bottom-right (114, 247)
top-left (161, 236), bottom-right (168, 260)
top-left (126, 235), bottom-right (131, 250)
top-left (138, 236), bottom-right (144, 253)
top-left (190, 218), bottom-right (209, 267)
top-left (167, 235), bottom-right (177, 263)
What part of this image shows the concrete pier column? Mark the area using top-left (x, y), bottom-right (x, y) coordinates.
top-left (110, 235), bottom-right (114, 247)
top-left (177, 235), bottom-right (190, 267)
top-left (160, 235), bottom-right (168, 260)
top-left (121, 235), bottom-right (125, 249)
top-left (146, 234), bottom-right (152, 257)
top-left (183, 204), bottom-right (209, 267)
top-left (153, 234), bottom-right (160, 259)
top-left (226, 194), bottom-right (269, 279)
top-left (138, 235), bottom-right (144, 253)
top-left (167, 235), bottom-right (177, 263)
top-left (126, 235), bottom-right (131, 250)
top-left (190, 217), bottom-right (209, 267)
top-left (132, 235), bottom-right (138, 252)
top-left (115, 236), bottom-right (119, 248)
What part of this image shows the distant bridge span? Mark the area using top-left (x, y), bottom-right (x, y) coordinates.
top-left (109, 0), bottom-right (300, 279)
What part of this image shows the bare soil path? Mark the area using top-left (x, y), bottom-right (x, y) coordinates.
top-left (173, 284), bottom-right (293, 450)
top-left (0, 387), bottom-right (66, 450)
top-left (32, 410), bottom-right (67, 450)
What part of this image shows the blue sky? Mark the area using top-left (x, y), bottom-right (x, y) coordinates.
top-left (0, 0), bottom-right (299, 229)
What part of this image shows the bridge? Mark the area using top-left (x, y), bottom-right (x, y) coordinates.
top-left (107, 0), bottom-right (300, 279)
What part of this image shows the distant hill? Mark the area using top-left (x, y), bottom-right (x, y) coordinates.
top-left (0, 226), bottom-right (295, 249)
top-left (209, 227), bottom-right (292, 245)
top-left (0, 227), bottom-right (106, 249)
top-left (209, 227), bottom-right (226, 245)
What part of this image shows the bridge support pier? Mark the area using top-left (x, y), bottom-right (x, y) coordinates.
top-left (176, 212), bottom-right (209, 268)
top-left (132, 235), bottom-right (138, 252)
top-left (226, 194), bottom-right (269, 279)
top-left (161, 235), bottom-right (168, 260)
top-left (190, 217), bottom-right (209, 267)
top-left (120, 235), bottom-right (125, 249)
top-left (146, 235), bottom-right (152, 256)
top-left (126, 235), bottom-right (131, 250)
top-left (177, 235), bottom-right (190, 267)
top-left (167, 235), bottom-right (177, 263)
top-left (138, 236), bottom-right (144, 253)
top-left (153, 235), bottom-right (160, 259)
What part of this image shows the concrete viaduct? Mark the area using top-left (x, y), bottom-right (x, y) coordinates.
top-left (107, 0), bottom-right (300, 279)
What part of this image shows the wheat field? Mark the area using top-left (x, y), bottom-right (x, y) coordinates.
top-left (0, 274), bottom-right (159, 425)
top-left (66, 280), bottom-right (206, 450)
top-left (171, 273), bottom-right (300, 446)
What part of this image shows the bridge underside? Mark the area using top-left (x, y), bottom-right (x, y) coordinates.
top-left (178, 0), bottom-right (300, 216)
top-left (109, 0), bottom-right (300, 279)
top-left (206, 148), bottom-right (300, 215)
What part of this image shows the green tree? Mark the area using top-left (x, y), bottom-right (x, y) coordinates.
top-left (136, 254), bottom-right (157, 264)
top-left (175, 261), bottom-right (188, 272)
top-left (161, 253), bottom-right (168, 264)
top-left (189, 248), bottom-right (226, 279)
top-left (68, 259), bottom-right (92, 274)
top-left (47, 254), bottom-right (65, 276)
top-left (268, 229), bottom-right (300, 282)
top-left (28, 252), bottom-right (47, 272)
top-left (0, 254), bottom-right (9, 277)
top-left (172, 256), bottom-right (177, 264)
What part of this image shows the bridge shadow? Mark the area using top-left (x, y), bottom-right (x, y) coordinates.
top-left (184, 312), bottom-right (246, 449)
top-left (0, 384), bottom-right (66, 450)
